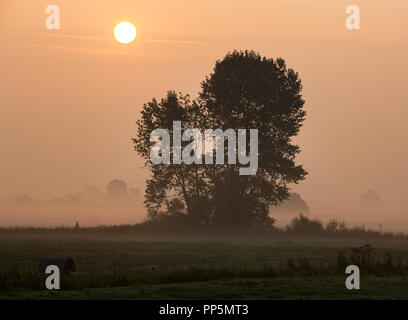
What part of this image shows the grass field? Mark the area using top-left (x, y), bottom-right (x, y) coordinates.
top-left (1, 232), bottom-right (408, 299)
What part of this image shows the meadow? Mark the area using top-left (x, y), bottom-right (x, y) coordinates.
top-left (1, 229), bottom-right (408, 299)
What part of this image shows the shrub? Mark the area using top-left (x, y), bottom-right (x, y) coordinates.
top-left (287, 214), bottom-right (324, 235)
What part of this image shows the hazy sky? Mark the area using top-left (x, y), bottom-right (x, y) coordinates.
top-left (1, 0), bottom-right (407, 225)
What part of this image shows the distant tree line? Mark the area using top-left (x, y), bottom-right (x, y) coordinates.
top-left (1, 214), bottom-right (405, 240)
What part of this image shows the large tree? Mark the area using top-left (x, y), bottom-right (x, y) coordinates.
top-left (133, 50), bottom-right (307, 229)
top-left (198, 50), bottom-right (307, 228)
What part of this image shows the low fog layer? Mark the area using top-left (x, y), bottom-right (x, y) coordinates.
top-left (267, 190), bottom-right (407, 233)
top-left (1, 186), bottom-right (407, 232)
top-left (0, 180), bottom-right (146, 227)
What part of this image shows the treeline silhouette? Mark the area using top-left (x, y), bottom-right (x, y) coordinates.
top-left (0, 213), bottom-right (406, 239)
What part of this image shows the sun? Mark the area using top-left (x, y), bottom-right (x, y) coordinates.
top-left (114, 22), bottom-right (137, 44)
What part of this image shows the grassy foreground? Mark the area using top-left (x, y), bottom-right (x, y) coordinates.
top-left (1, 232), bottom-right (408, 299)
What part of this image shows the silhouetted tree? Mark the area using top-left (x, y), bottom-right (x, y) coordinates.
top-left (361, 189), bottom-right (380, 204)
top-left (106, 179), bottom-right (128, 200)
top-left (198, 50), bottom-right (307, 228)
top-left (133, 92), bottom-right (209, 218)
top-left (133, 50), bottom-right (307, 230)
top-left (271, 192), bottom-right (309, 214)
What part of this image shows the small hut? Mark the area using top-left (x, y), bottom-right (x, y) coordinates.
top-left (38, 257), bottom-right (76, 275)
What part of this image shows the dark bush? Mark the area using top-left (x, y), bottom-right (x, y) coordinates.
top-left (287, 214), bottom-right (324, 235)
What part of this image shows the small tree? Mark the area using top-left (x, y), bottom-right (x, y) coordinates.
top-left (133, 91), bottom-right (210, 220)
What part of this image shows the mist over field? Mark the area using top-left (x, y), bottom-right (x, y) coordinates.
top-left (1, 186), bottom-right (406, 233)
top-left (0, 1), bottom-right (407, 230)
top-left (0, 180), bottom-right (145, 227)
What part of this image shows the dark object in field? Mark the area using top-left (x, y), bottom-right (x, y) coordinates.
top-left (38, 257), bottom-right (76, 275)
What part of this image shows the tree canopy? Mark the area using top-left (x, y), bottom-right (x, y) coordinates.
top-left (133, 50), bottom-right (307, 230)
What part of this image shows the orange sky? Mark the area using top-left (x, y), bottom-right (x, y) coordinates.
top-left (0, 0), bottom-right (407, 227)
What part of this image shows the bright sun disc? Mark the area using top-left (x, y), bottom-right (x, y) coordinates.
top-left (114, 22), bottom-right (136, 44)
